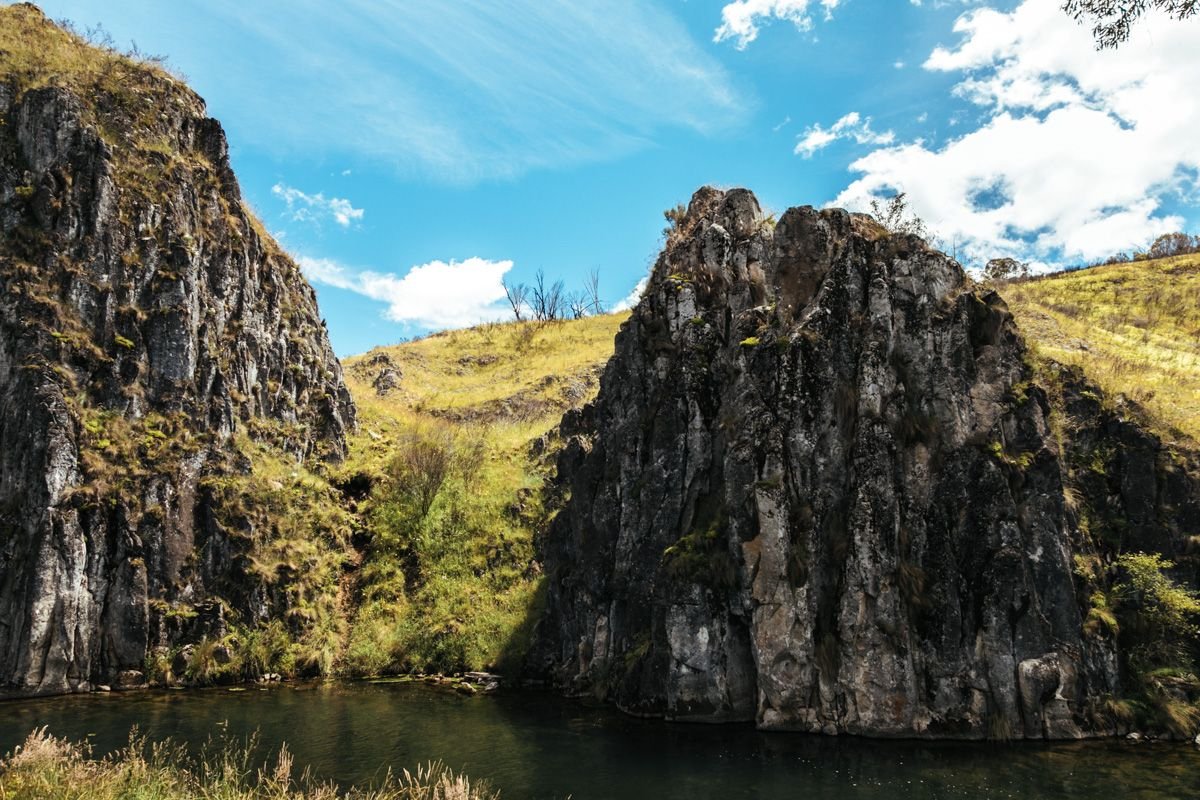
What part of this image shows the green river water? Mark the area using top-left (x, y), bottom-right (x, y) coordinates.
top-left (1, 681), bottom-right (1197, 799)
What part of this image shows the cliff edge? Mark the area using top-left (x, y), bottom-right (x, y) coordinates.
top-left (0, 5), bottom-right (355, 695)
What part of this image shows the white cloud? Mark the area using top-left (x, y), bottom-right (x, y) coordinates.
top-left (830, 0), bottom-right (1200, 264)
top-left (714, 0), bottom-right (841, 49)
top-left (299, 255), bottom-right (514, 329)
top-left (795, 112), bottom-right (894, 158)
top-left (272, 183), bottom-right (364, 228)
top-left (612, 276), bottom-right (649, 312)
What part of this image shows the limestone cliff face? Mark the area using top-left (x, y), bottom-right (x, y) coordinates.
top-left (535, 187), bottom-right (1140, 738)
top-left (0, 8), bottom-right (354, 695)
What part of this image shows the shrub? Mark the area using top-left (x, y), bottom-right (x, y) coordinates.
top-left (661, 519), bottom-right (736, 589)
top-left (1113, 553), bottom-right (1200, 673)
top-left (387, 421), bottom-right (457, 519)
top-left (869, 192), bottom-right (928, 238)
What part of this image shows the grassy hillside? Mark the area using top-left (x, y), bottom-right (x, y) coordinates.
top-left (1003, 254), bottom-right (1200, 445)
top-left (334, 313), bottom-right (628, 674)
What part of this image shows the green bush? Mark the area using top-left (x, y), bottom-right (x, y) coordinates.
top-left (345, 419), bottom-right (545, 675)
top-left (1114, 553), bottom-right (1200, 673)
top-left (1111, 553), bottom-right (1200, 736)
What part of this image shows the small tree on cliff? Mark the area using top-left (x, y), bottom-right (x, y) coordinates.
top-left (870, 192), bottom-right (929, 239)
top-left (1064, 0), bottom-right (1198, 48)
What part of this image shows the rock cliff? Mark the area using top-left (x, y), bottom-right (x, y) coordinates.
top-left (0, 5), bottom-right (354, 695)
top-left (533, 186), bottom-right (1200, 739)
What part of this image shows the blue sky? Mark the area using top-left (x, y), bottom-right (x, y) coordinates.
top-left (27, 0), bottom-right (1200, 355)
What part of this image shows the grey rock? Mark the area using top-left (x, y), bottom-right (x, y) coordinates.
top-left (0, 24), bottom-right (354, 697)
top-left (372, 367), bottom-right (401, 396)
top-left (530, 186), bottom-right (1190, 739)
top-left (115, 669), bottom-right (146, 689)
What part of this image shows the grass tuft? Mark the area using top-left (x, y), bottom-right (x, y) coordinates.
top-left (0, 727), bottom-right (499, 799)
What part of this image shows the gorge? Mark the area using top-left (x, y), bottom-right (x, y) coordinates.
top-left (0, 3), bottom-right (1199, 769)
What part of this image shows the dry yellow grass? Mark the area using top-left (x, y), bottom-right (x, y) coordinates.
top-left (343, 313), bottom-right (629, 463)
top-left (0, 3), bottom-right (202, 130)
top-left (1004, 255), bottom-right (1200, 445)
top-left (0, 727), bottom-right (497, 800)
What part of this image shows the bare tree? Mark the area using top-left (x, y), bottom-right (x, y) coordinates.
top-left (1064, 0), bottom-right (1198, 48)
top-left (530, 269), bottom-right (565, 322)
top-left (566, 292), bottom-right (589, 320)
top-left (584, 268), bottom-right (604, 315)
top-left (936, 233), bottom-right (964, 263)
top-left (502, 277), bottom-right (528, 321)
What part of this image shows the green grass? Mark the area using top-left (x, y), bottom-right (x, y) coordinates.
top-left (0, 727), bottom-right (498, 799)
top-left (336, 314), bottom-right (627, 675)
top-left (1003, 255), bottom-right (1200, 444)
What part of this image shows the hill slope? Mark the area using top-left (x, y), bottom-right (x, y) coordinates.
top-left (1004, 255), bottom-right (1200, 445)
top-left (336, 314), bottom-right (626, 674)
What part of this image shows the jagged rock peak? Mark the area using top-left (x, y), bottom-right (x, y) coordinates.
top-left (0, 6), bottom-right (354, 695)
top-left (534, 186), bottom-right (1113, 739)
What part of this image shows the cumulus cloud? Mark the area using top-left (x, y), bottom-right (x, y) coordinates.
top-left (795, 112), bottom-right (894, 158)
top-left (612, 275), bottom-right (649, 312)
top-left (796, 112), bottom-right (892, 158)
top-left (299, 255), bottom-right (513, 329)
top-left (714, 0), bottom-right (841, 49)
top-left (831, 0), bottom-right (1200, 264)
top-left (272, 184), bottom-right (364, 228)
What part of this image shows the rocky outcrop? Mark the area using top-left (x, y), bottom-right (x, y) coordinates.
top-left (533, 186), bottom-right (1158, 738)
top-left (0, 7), bottom-right (354, 696)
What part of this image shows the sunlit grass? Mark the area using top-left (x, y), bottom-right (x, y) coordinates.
top-left (337, 314), bottom-right (627, 674)
top-left (0, 727), bottom-right (498, 800)
top-left (1004, 255), bottom-right (1200, 444)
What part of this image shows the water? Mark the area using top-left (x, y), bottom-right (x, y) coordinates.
top-left (2, 681), bottom-right (1197, 799)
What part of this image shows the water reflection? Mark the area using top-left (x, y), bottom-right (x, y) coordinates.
top-left (2, 682), bottom-right (1197, 799)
